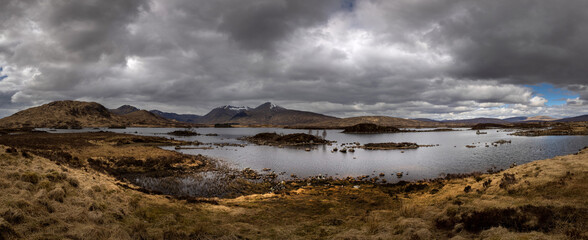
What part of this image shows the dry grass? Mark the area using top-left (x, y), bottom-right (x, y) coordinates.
top-left (0, 133), bottom-right (586, 239)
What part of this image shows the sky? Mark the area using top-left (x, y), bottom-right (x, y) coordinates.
top-left (0, 0), bottom-right (587, 120)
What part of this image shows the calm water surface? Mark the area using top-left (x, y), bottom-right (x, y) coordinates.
top-left (42, 127), bottom-right (588, 182)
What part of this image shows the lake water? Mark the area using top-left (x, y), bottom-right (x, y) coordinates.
top-left (41, 127), bottom-right (588, 183)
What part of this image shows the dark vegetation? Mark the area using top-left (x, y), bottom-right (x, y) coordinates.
top-left (242, 132), bottom-right (329, 146)
top-left (512, 122), bottom-right (588, 136)
top-left (342, 123), bottom-right (400, 133)
top-left (471, 123), bottom-right (508, 130)
top-left (436, 205), bottom-right (587, 237)
top-left (363, 142), bottom-right (419, 150)
top-left (167, 130), bottom-right (200, 136)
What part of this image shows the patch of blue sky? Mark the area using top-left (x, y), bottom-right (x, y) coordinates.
top-left (526, 83), bottom-right (578, 106)
top-left (341, 0), bottom-right (355, 11)
top-left (0, 67), bottom-right (6, 81)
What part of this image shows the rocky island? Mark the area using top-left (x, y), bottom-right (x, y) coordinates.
top-left (342, 123), bottom-right (401, 133)
top-left (363, 142), bottom-right (420, 150)
top-left (241, 132), bottom-right (330, 146)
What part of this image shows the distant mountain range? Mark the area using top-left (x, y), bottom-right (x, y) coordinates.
top-left (295, 116), bottom-right (441, 129)
top-left (111, 102), bottom-right (337, 126)
top-left (413, 116), bottom-right (561, 125)
top-left (1, 100), bottom-right (586, 129)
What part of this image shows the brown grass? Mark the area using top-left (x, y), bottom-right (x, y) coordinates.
top-left (0, 132), bottom-right (587, 239)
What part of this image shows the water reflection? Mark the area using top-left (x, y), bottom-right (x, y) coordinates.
top-left (41, 127), bottom-right (588, 183)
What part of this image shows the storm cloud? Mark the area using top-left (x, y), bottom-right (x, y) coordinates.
top-left (0, 0), bottom-right (587, 119)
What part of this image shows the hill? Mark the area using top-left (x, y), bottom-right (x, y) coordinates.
top-left (149, 110), bottom-right (201, 123)
top-left (524, 116), bottom-right (558, 122)
top-left (0, 101), bottom-right (124, 129)
top-left (120, 110), bottom-right (174, 126)
top-left (412, 118), bottom-right (440, 123)
top-left (109, 105), bottom-right (139, 115)
top-left (557, 114), bottom-right (588, 122)
top-left (0, 101), bottom-right (181, 129)
top-left (442, 118), bottom-right (509, 125)
top-left (293, 116), bottom-right (440, 129)
top-left (503, 116), bottom-right (528, 123)
top-left (110, 105), bottom-right (202, 123)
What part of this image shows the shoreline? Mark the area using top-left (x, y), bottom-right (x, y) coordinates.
top-left (0, 131), bottom-right (587, 239)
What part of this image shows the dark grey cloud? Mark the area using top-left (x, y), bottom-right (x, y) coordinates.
top-left (432, 0), bottom-right (588, 85)
top-left (0, 0), bottom-right (587, 119)
top-left (219, 0), bottom-right (340, 51)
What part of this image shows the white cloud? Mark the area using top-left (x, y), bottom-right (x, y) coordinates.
top-left (529, 96), bottom-right (547, 107)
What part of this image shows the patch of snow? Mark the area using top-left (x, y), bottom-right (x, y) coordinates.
top-left (222, 105), bottom-right (250, 111)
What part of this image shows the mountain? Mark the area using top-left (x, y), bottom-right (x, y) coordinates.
top-left (502, 116), bottom-right (559, 123)
top-left (294, 116), bottom-right (440, 129)
top-left (197, 105), bottom-right (252, 124)
top-left (442, 118), bottom-right (510, 125)
top-left (524, 116), bottom-right (558, 122)
top-left (0, 101), bottom-right (181, 129)
top-left (120, 110), bottom-right (174, 126)
top-left (557, 114), bottom-right (588, 122)
top-left (110, 105), bottom-right (140, 115)
top-left (412, 118), bottom-right (441, 123)
top-left (223, 102), bottom-right (338, 126)
top-left (503, 117), bottom-right (528, 123)
top-left (149, 110), bottom-right (201, 123)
